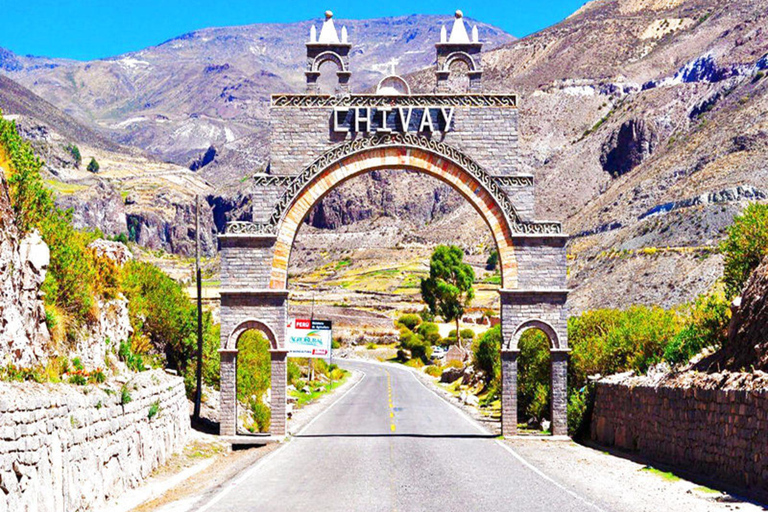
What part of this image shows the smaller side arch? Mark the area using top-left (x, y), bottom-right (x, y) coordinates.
top-left (442, 51), bottom-right (478, 73)
top-left (227, 319), bottom-right (279, 351)
top-left (311, 51), bottom-right (346, 72)
top-left (509, 319), bottom-right (560, 350)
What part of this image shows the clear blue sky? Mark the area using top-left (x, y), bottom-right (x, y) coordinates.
top-left (1, 0), bottom-right (586, 61)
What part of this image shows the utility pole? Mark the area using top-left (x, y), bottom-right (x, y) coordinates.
top-left (193, 194), bottom-right (203, 421)
top-left (309, 293), bottom-right (315, 382)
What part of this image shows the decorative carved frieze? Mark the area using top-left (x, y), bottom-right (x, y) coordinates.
top-left (271, 94), bottom-right (518, 108)
top-left (226, 133), bottom-right (560, 235)
top-left (253, 175), bottom-right (294, 187)
top-left (225, 221), bottom-right (278, 235)
top-left (495, 176), bottom-right (534, 187)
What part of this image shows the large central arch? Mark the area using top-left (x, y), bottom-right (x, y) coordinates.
top-left (268, 139), bottom-right (520, 291)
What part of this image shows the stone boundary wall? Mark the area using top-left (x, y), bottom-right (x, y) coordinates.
top-left (0, 370), bottom-right (190, 512)
top-left (591, 379), bottom-right (768, 499)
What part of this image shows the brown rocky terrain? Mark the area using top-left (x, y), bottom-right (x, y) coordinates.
top-left (2, 2), bottom-right (768, 312)
top-left (710, 254), bottom-right (768, 371)
top-left (0, 166), bottom-right (50, 366)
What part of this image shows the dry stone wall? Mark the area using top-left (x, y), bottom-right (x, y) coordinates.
top-left (0, 370), bottom-right (189, 512)
top-left (591, 373), bottom-right (768, 499)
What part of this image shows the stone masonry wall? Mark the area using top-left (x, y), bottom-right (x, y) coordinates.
top-left (0, 370), bottom-right (189, 512)
top-left (269, 102), bottom-right (520, 177)
top-left (592, 377), bottom-right (768, 499)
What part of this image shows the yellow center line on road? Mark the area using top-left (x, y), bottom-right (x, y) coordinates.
top-left (386, 370), bottom-right (396, 433)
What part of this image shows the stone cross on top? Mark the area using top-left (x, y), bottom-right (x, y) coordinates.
top-left (304, 9), bottom-right (484, 94)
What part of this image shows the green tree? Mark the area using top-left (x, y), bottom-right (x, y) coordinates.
top-left (472, 324), bottom-right (501, 382)
top-left (87, 157), bottom-right (100, 173)
top-left (721, 203), bottom-right (768, 298)
top-left (121, 261), bottom-right (196, 373)
top-left (66, 144), bottom-right (81, 168)
top-left (420, 245), bottom-right (475, 349)
top-left (486, 249), bottom-right (499, 271)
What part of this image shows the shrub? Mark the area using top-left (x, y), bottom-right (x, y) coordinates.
top-left (418, 308), bottom-right (435, 322)
top-left (120, 384), bottom-right (132, 406)
top-left (486, 250), bottom-right (499, 271)
top-left (721, 203), bottom-right (768, 298)
top-left (147, 400), bottom-right (160, 419)
top-left (417, 322), bottom-right (441, 345)
top-left (288, 360), bottom-right (301, 386)
top-left (460, 328), bottom-right (475, 340)
top-left (472, 325), bottom-right (501, 383)
top-left (236, 330), bottom-right (271, 404)
top-left (89, 369), bottom-right (106, 384)
top-left (425, 365), bottom-right (443, 377)
top-left (518, 330), bottom-right (551, 423)
top-left (663, 292), bottom-right (730, 365)
top-left (68, 373), bottom-right (87, 385)
top-left (87, 157), bottom-right (100, 173)
top-left (396, 314), bottom-right (421, 331)
top-left (249, 399), bottom-right (271, 433)
top-left (118, 340), bottom-right (145, 372)
top-left (567, 385), bottom-right (595, 438)
top-left (568, 306), bottom-right (683, 388)
top-left (65, 144), bottom-right (81, 167)
top-left (0, 115), bottom-right (99, 329)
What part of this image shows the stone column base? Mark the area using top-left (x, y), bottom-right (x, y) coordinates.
top-left (501, 350), bottom-right (520, 437)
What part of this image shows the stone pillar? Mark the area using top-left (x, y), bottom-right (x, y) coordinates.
top-left (219, 349), bottom-right (238, 436)
top-left (551, 349), bottom-right (570, 436)
top-left (501, 350), bottom-right (520, 437)
top-left (270, 350), bottom-right (289, 436)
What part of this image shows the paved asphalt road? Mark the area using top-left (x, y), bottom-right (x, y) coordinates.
top-left (198, 360), bottom-right (603, 512)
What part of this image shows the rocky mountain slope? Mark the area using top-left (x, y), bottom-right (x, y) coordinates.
top-left (3, 3), bottom-right (768, 312)
top-left (403, 0), bottom-right (768, 310)
top-left (0, 77), bottom-right (216, 256)
top-left (1, 15), bottom-right (513, 174)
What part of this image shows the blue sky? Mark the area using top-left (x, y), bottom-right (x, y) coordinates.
top-left (1, 0), bottom-right (586, 61)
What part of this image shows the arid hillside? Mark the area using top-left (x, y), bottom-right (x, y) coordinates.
top-left (2, 2), bottom-right (768, 313)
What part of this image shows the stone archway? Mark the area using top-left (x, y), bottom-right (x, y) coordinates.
top-left (217, 12), bottom-right (568, 438)
top-left (219, 136), bottom-right (569, 438)
top-left (504, 319), bottom-right (570, 436)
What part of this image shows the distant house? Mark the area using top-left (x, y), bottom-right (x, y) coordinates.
top-left (445, 345), bottom-right (468, 363)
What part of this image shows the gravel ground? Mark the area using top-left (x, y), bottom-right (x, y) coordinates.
top-left (508, 439), bottom-right (766, 512)
top-left (119, 371), bottom-right (364, 512)
top-left (394, 358), bottom-right (766, 511)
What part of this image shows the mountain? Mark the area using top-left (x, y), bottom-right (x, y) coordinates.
top-left (4, 3), bottom-right (768, 313)
top-left (0, 74), bottom-right (216, 256)
top-left (402, 0), bottom-right (768, 310)
top-left (1, 15), bottom-right (514, 174)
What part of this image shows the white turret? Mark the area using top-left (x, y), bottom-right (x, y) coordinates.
top-left (309, 25), bottom-right (317, 43)
top-left (318, 10), bottom-right (341, 44)
top-left (472, 24), bottom-right (479, 43)
top-left (448, 10), bottom-right (471, 44)
top-left (341, 26), bottom-right (348, 44)
top-left (440, 25), bottom-right (447, 43)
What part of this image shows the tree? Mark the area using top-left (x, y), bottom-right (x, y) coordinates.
top-left (66, 144), bottom-right (81, 168)
top-left (420, 245), bottom-right (475, 350)
top-left (87, 157), bottom-right (100, 173)
top-left (721, 203), bottom-right (768, 298)
top-left (486, 249), bottom-right (499, 271)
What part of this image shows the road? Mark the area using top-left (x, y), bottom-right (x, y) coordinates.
top-left (197, 360), bottom-right (602, 512)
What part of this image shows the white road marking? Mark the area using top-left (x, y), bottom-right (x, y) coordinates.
top-left (195, 370), bottom-right (367, 512)
top-left (366, 359), bottom-right (607, 512)
top-left (294, 370), bottom-right (367, 436)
